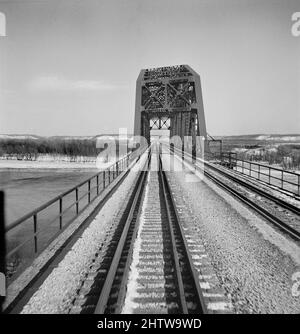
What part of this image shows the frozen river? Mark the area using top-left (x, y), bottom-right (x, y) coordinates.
top-left (1, 164), bottom-right (100, 279)
top-left (0, 166), bottom-right (98, 226)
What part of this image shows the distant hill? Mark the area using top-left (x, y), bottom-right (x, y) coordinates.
top-left (218, 134), bottom-right (300, 142)
top-left (0, 134), bottom-right (134, 141)
top-left (1, 133), bottom-right (299, 142)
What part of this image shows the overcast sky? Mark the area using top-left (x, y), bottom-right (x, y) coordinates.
top-left (0, 0), bottom-right (299, 136)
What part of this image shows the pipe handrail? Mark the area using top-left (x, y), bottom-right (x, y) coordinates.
top-left (5, 152), bottom-right (133, 233)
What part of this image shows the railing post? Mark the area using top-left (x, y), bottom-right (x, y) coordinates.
top-left (298, 174), bottom-right (300, 196)
top-left (75, 188), bottom-right (79, 214)
top-left (281, 170), bottom-right (284, 189)
top-left (103, 171), bottom-right (106, 189)
top-left (59, 198), bottom-right (62, 230)
top-left (88, 180), bottom-right (91, 203)
top-left (33, 214), bottom-right (38, 253)
top-left (0, 191), bottom-right (5, 313)
top-left (96, 175), bottom-right (99, 195)
top-left (258, 164), bottom-right (260, 180)
top-left (269, 167), bottom-right (271, 184)
top-left (242, 160), bottom-right (244, 174)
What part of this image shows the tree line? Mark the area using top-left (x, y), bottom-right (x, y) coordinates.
top-left (238, 144), bottom-right (300, 170)
top-left (0, 138), bottom-right (133, 160)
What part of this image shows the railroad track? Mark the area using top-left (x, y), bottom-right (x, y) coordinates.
top-left (70, 144), bottom-right (207, 314)
top-left (164, 144), bottom-right (300, 242)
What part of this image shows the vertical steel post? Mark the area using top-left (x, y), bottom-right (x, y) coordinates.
top-left (76, 188), bottom-right (79, 214)
top-left (0, 191), bottom-right (6, 313)
top-left (59, 198), bottom-right (62, 230)
top-left (88, 180), bottom-right (91, 203)
top-left (103, 171), bottom-right (106, 189)
top-left (33, 214), bottom-right (38, 253)
top-left (96, 175), bottom-right (99, 195)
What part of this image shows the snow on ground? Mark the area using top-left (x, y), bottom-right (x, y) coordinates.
top-left (0, 134), bottom-right (40, 140)
top-left (20, 151), bottom-right (149, 314)
top-left (0, 159), bottom-right (97, 169)
top-left (121, 172), bottom-right (150, 314)
top-left (0, 153), bottom-right (131, 169)
top-left (254, 135), bottom-right (300, 141)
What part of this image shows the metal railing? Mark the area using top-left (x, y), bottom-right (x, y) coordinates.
top-left (5, 148), bottom-right (145, 281)
top-left (220, 153), bottom-right (300, 196)
top-left (166, 144), bottom-right (300, 197)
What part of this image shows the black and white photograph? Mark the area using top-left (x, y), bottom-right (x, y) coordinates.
top-left (0, 0), bottom-right (299, 321)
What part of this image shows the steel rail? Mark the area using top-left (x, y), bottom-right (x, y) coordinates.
top-left (94, 152), bottom-right (150, 314)
top-left (203, 160), bottom-right (300, 216)
top-left (168, 145), bottom-right (300, 241)
top-left (170, 145), bottom-right (300, 216)
top-left (203, 169), bottom-right (300, 241)
top-left (113, 156), bottom-right (151, 314)
top-left (158, 154), bottom-right (188, 313)
top-left (93, 145), bottom-right (208, 314)
top-left (4, 150), bottom-right (150, 314)
top-left (158, 153), bottom-right (208, 314)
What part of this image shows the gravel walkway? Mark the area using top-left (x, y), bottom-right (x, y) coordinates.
top-left (162, 152), bottom-right (300, 314)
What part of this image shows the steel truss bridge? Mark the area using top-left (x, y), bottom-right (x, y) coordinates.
top-left (1, 65), bottom-right (300, 315)
top-left (134, 65), bottom-right (207, 151)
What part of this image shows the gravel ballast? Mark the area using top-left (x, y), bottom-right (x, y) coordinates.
top-left (162, 151), bottom-right (300, 314)
top-left (21, 153), bottom-right (149, 314)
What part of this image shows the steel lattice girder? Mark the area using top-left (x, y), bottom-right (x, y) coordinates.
top-left (134, 65), bottom-right (207, 142)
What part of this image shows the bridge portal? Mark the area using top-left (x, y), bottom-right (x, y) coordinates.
top-left (134, 65), bottom-right (207, 150)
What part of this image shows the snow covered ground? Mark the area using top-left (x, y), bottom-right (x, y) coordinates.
top-left (0, 158), bottom-right (97, 169)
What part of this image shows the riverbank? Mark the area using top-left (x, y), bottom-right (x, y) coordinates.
top-left (0, 159), bottom-right (98, 169)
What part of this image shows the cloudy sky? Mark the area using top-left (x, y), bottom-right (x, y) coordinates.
top-left (0, 0), bottom-right (299, 136)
